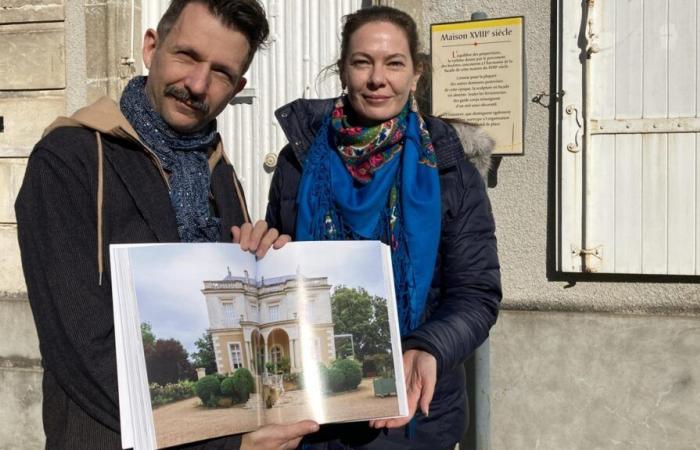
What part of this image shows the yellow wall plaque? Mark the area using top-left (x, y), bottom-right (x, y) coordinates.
top-left (431, 17), bottom-right (525, 155)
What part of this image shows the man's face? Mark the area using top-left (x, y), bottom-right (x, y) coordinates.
top-left (143, 2), bottom-right (249, 134)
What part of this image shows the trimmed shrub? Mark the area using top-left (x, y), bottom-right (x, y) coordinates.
top-left (334, 358), bottom-right (363, 391)
top-left (220, 376), bottom-right (237, 398)
top-left (326, 367), bottom-right (345, 392)
top-left (195, 375), bottom-right (221, 407)
top-left (325, 359), bottom-right (362, 392)
top-left (231, 367), bottom-right (255, 403)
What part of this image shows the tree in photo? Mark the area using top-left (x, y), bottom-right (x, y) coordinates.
top-left (141, 322), bottom-right (195, 385)
top-left (147, 338), bottom-right (195, 385)
top-left (141, 322), bottom-right (156, 351)
top-left (331, 286), bottom-right (391, 363)
top-left (191, 332), bottom-right (218, 375)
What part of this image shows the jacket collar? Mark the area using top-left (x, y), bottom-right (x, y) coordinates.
top-left (274, 97), bottom-right (466, 171)
top-left (42, 97), bottom-right (237, 244)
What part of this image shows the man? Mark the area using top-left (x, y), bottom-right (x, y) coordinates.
top-left (15, 1), bottom-right (316, 448)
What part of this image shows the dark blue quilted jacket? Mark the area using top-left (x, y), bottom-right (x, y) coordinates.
top-left (266, 98), bottom-right (502, 449)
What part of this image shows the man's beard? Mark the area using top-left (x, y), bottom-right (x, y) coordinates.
top-left (164, 85), bottom-right (210, 115)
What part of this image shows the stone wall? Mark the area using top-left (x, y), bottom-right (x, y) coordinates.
top-left (0, 3), bottom-right (64, 448)
top-left (0, 1), bottom-right (139, 448)
top-left (385, 0), bottom-right (700, 448)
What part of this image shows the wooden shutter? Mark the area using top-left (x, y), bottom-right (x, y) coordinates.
top-left (559, 0), bottom-right (700, 274)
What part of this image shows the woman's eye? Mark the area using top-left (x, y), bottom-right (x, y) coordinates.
top-left (388, 60), bottom-right (405, 67)
top-left (352, 60), bottom-right (370, 67)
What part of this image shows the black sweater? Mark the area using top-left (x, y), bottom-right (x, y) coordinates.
top-left (16, 125), bottom-right (247, 449)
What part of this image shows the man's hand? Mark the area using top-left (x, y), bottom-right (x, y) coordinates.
top-left (368, 349), bottom-right (437, 429)
top-left (232, 220), bottom-right (291, 258)
top-left (240, 420), bottom-right (319, 450)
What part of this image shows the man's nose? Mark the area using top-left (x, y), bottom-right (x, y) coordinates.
top-left (184, 62), bottom-right (210, 96)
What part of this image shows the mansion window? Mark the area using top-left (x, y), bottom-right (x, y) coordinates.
top-left (268, 304), bottom-right (280, 322)
top-left (222, 301), bottom-right (236, 327)
top-left (229, 342), bottom-right (243, 370)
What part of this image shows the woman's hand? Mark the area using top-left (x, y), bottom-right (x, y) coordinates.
top-left (232, 220), bottom-right (291, 258)
top-left (240, 420), bottom-right (319, 450)
top-left (369, 349), bottom-right (437, 429)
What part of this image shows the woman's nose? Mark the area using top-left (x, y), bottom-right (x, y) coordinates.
top-left (368, 65), bottom-right (386, 87)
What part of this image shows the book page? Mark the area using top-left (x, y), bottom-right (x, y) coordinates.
top-left (113, 243), bottom-right (263, 449)
top-left (256, 241), bottom-right (408, 426)
top-left (111, 241), bottom-right (407, 449)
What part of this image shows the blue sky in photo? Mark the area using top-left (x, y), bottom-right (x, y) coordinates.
top-left (128, 242), bottom-right (391, 356)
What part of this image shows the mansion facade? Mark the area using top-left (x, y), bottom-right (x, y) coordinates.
top-left (201, 268), bottom-right (335, 375)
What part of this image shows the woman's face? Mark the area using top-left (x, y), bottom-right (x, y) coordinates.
top-left (341, 21), bottom-right (420, 125)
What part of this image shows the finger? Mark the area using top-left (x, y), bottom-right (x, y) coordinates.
top-left (382, 415), bottom-right (412, 429)
top-left (256, 227), bottom-right (279, 258)
top-left (272, 234), bottom-right (292, 249)
top-left (283, 437), bottom-right (304, 450)
top-left (231, 225), bottom-right (241, 243)
top-left (419, 376), bottom-right (436, 417)
top-left (280, 420), bottom-right (319, 439)
top-left (238, 222), bottom-right (253, 251)
top-left (248, 220), bottom-right (268, 252)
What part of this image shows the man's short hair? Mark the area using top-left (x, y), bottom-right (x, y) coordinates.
top-left (157, 0), bottom-right (269, 68)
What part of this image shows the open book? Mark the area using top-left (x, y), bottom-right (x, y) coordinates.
top-left (110, 241), bottom-right (408, 449)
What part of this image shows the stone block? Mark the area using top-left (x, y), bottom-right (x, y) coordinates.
top-left (0, 225), bottom-right (26, 296)
top-left (0, 22), bottom-right (65, 90)
top-left (0, 92), bottom-right (65, 157)
top-left (85, 3), bottom-right (109, 80)
top-left (0, 0), bottom-right (64, 24)
top-left (491, 311), bottom-right (700, 449)
top-left (0, 159), bottom-right (27, 223)
top-left (0, 297), bottom-right (40, 361)
top-left (0, 368), bottom-right (44, 450)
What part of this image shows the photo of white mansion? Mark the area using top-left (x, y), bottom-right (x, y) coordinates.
top-left (202, 268), bottom-right (336, 375)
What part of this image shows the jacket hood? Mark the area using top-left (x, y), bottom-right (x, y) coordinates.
top-left (43, 96), bottom-right (142, 142)
top-left (43, 96), bottom-right (228, 174)
top-left (40, 96), bottom-right (246, 286)
top-left (448, 121), bottom-right (494, 179)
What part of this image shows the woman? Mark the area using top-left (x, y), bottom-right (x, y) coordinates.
top-left (266, 6), bottom-right (501, 449)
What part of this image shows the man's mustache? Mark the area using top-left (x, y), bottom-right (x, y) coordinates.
top-left (164, 86), bottom-right (210, 114)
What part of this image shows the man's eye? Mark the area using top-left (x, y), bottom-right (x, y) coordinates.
top-left (214, 70), bottom-right (233, 84)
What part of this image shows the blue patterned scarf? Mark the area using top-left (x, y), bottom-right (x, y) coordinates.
top-left (120, 76), bottom-right (220, 242)
top-left (296, 96), bottom-right (441, 336)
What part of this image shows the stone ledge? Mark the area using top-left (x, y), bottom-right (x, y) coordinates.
top-left (0, 159), bottom-right (27, 223)
top-left (0, 1), bottom-right (64, 24)
top-left (0, 357), bottom-right (42, 371)
top-left (0, 91), bottom-right (65, 153)
top-left (0, 366), bottom-right (44, 450)
top-left (0, 295), bottom-right (40, 360)
top-left (0, 22), bottom-right (65, 90)
top-left (0, 224), bottom-right (27, 295)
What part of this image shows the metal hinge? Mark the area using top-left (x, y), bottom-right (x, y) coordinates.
top-left (571, 244), bottom-right (603, 273)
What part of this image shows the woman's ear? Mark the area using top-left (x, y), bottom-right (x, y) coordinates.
top-left (411, 65), bottom-right (422, 91)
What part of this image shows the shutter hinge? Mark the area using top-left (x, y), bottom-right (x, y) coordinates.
top-left (571, 244), bottom-right (603, 273)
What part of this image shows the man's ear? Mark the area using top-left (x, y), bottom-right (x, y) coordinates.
top-left (142, 28), bottom-right (158, 70)
top-left (231, 77), bottom-right (248, 98)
